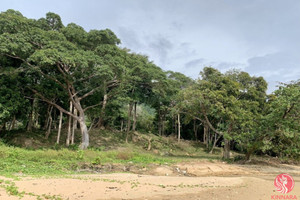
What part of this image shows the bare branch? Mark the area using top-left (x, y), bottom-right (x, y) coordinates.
top-left (83, 101), bottom-right (103, 112)
top-left (107, 79), bottom-right (120, 88)
top-left (200, 106), bottom-right (224, 136)
top-left (78, 85), bottom-right (103, 101)
top-left (75, 74), bottom-right (99, 83)
top-left (30, 88), bottom-right (78, 120)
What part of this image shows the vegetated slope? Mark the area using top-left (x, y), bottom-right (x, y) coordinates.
top-left (0, 129), bottom-right (223, 177)
top-left (1, 129), bottom-right (298, 178)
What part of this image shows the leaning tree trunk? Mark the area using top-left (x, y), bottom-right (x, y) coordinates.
top-left (56, 111), bottom-right (63, 144)
top-left (44, 105), bottom-right (52, 130)
top-left (209, 133), bottom-right (221, 154)
top-left (45, 114), bottom-right (52, 139)
top-left (9, 116), bottom-right (16, 131)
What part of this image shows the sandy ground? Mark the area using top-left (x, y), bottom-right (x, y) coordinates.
top-left (1, 161), bottom-right (300, 200)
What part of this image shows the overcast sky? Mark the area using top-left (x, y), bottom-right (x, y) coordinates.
top-left (1, 0), bottom-right (300, 92)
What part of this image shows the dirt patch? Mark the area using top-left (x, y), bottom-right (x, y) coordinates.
top-left (13, 174), bottom-right (243, 200)
top-left (1, 161), bottom-right (300, 200)
top-left (79, 160), bottom-right (300, 178)
top-left (174, 161), bottom-right (254, 176)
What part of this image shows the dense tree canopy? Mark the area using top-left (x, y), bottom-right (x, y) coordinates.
top-left (0, 10), bottom-right (299, 160)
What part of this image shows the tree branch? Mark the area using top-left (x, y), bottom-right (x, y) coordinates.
top-left (282, 103), bottom-right (295, 119)
top-left (30, 88), bottom-right (78, 120)
top-left (78, 85), bottom-right (102, 101)
top-left (201, 106), bottom-right (224, 136)
top-left (83, 101), bottom-right (103, 112)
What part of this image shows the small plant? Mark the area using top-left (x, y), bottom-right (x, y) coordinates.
top-left (76, 150), bottom-right (84, 160)
top-left (92, 157), bottom-right (101, 165)
top-left (68, 144), bottom-right (80, 151)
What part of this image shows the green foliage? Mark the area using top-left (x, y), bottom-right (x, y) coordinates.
top-left (262, 82), bottom-right (300, 159)
top-left (177, 67), bottom-right (268, 159)
top-left (0, 9), bottom-right (299, 162)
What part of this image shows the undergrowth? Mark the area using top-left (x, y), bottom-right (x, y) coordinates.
top-left (0, 130), bottom-right (223, 177)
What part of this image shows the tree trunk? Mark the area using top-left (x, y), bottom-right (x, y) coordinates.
top-left (127, 103), bottom-right (133, 132)
top-left (223, 139), bottom-right (230, 159)
top-left (132, 102), bottom-right (137, 131)
top-left (245, 146), bottom-right (256, 161)
top-left (120, 119), bottom-right (124, 132)
top-left (27, 110), bottom-right (33, 132)
top-left (209, 133), bottom-right (221, 154)
top-left (96, 93), bottom-right (108, 128)
top-left (177, 113), bottom-right (181, 142)
top-left (34, 112), bottom-right (39, 128)
top-left (126, 103), bottom-right (133, 143)
top-left (3, 122), bottom-right (6, 131)
top-left (27, 97), bottom-right (38, 131)
top-left (203, 124), bottom-right (208, 146)
top-left (0, 122), bottom-right (6, 133)
top-left (162, 115), bottom-right (165, 136)
top-left (158, 116), bottom-right (162, 136)
top-left (78, 115), bottom-right (89, 150)
top-left (53, 108), bottom-right (57, 130)
top-left (45, 106), bottom-right (53, 131)
top-left (245, 151), bottom-right (251, 161)
top-left (71, 107), bottom-right (77, 145)
top-left (56, 111), bottom-right (63, 144)
top-left (44, 105), bottom-right (51, 130)
top-left (45, 114), bottom-right (52, 139)
top-left (174, 116), bottom-right (177, 136)
top-left (9, 116), bottom-right (16, 131)
top-left (66, 102), bottom-right (73, 146)
top-left (193, 119), bottom-right (197, 141)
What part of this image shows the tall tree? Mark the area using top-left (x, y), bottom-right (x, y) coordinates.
top-left (0, 10), bottom-right (121, 149)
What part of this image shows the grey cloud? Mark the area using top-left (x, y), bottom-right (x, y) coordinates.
top-left (246, 52), bottom-right (300, 72)
top-left (215, 62), bottom-right (246, 71)
top-left (117, 27), bottom-right (143, 50)
top-left (147, 35), bottom-right (174, 66)
top-left (185, 58), bottom-right (205, 68)
top-left (246, 52), bottom-right (300, 93)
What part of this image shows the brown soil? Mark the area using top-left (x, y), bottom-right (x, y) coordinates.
top-left (1, 161), bottom-right (300, 200)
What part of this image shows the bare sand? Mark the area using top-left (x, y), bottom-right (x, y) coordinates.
top-left (1, 161), bottom-right (299, 200)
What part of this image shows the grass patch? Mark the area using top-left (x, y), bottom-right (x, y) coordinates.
top-left (0, 130), bottom-right (224, 177)
top-left (0, 142), bottom-right (176, 176)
